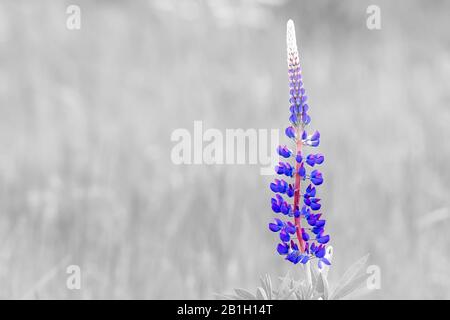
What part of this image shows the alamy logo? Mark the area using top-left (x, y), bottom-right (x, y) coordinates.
top-left (366, 265), bottom-right (381, 290)
top-left (170, 121), bottom-right (280, 175)
top-left (66, 5), bottom-right (81, 30)
top-left (366, 5), bottom-right (381, 30)
top-left (66, 265), bottom-right (81, 290)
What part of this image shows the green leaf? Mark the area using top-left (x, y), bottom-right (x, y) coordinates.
top-left (294, 290), bottom-right (303, 300)
top-left (256, 287), bottom-right (268, 300)
top-left (304, 263), bottom-right (313, 290)
top-left (310, 263), bottom-right (319, 287)
top-left (331, 272), bottom-right (370, 300)
top-left (277, 282), bottom-right (299, 300)
top-left (294, 280), bottom-right (313, 300)
top-left (319, 272), bottom-right (330, 300)
top-left (277, 272), bottom-right (292, 294)
top-left (260, 274), bottom-right (273, 300)
top-left (214, 293), bottom-right (240, 300)
top-left (329, 254), bottom-right (370, 300)
top-left (234, 288), bottom-right (256, 300)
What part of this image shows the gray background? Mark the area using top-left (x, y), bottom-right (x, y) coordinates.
top-left (0, 0), bottom-right (449, 299)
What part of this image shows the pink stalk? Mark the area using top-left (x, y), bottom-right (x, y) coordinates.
top-left (293, 130), bottom-right (305, 252)
top-left (287, 20), bottom-right (305, 253)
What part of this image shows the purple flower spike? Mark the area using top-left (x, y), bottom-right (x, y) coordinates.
top-left (268, 20), bottom-right (331, 269)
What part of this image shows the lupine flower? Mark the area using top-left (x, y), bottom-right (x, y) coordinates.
top-left (268, 19), bottom-right (331, 269)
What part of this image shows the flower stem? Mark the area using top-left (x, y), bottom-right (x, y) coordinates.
top-left (294, 128), bottom-right (305, 252)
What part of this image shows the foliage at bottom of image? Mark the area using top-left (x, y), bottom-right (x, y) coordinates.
top-left (216, 254), bottom-right (370, 300)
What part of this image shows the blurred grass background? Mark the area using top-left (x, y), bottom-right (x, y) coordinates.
top-left (0, 0), bottom-right (449, 299)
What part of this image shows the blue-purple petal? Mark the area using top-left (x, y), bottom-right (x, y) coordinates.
top-left (280, 230), bottom-right (290, 242)
top-left (317, 235), bottom-right (330, 244)
top-left (269, 223), bottom-right (282, 232)
top-left (277, 243), bottom-right (289, 255)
